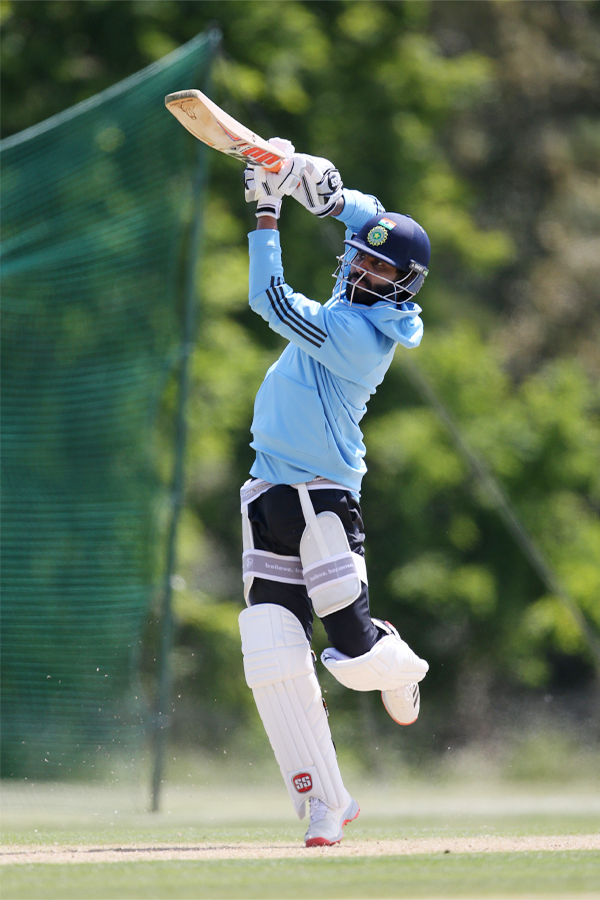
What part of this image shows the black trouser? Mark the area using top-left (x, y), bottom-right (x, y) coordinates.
top-left (247, 484), bottom-right (380, 657)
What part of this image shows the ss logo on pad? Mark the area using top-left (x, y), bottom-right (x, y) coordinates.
top-left (293, 772), bottom-right (312, 793)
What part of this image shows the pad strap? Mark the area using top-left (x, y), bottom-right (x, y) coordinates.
top-left (304, 552), bottom-right (363, 598)
top-left (243, 549), bottom-right (304, 585)
top-left (241, 504), bottom-right (254, 603)
top-left (240, 476), bottom-right (352, 511)
top-left (296, 482), bottom-right (330, 557)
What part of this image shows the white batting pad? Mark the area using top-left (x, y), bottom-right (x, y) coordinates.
top-left (321, 633), bottom-right (428, 692)
top-left (239, 604), bottom-right (351, 818)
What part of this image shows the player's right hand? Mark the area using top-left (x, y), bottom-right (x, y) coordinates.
top-left (244, 165), bottom-right (283, 219)
top-left (244, 142), bottom-right (305, 219)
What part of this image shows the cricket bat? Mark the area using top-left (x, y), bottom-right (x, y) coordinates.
top-left (164, 89), bottom-right (285, 171)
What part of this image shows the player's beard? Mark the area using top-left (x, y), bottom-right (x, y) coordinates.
top-left (345, 273), bottom-right (392, 306)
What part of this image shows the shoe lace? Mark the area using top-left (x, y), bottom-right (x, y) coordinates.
top-left (309, 797), bottom-right (329, 823)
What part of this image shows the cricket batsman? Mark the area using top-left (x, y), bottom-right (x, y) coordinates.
top-left (239, 141), bottom-right (431, 846)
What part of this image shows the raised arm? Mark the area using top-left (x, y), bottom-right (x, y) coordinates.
top-left (247, 229), bottom-right (393, 382)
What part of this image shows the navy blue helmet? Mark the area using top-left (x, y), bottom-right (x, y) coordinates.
top-left (340, 212), bottom-right (430, 306)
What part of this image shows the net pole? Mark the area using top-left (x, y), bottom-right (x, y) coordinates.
top-left (150, 146), bottom-right (207, 813)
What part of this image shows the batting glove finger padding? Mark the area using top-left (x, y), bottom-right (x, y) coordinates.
top-left (244, 165), bottom-right (282, 219)
top-left (291, 154), bottom-right (344, 217)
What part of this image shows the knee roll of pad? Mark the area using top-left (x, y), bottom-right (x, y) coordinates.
top-left (240, 602), bottom-right (314, 689)
top-left (239, 603), bottom-right (351, 818)
top-left (321, 626), bottom-right (429, 692)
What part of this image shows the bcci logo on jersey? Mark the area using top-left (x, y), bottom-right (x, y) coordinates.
top-left (293, 772), bottom-right (313, 793)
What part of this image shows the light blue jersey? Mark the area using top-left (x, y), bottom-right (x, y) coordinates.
top-left (248, 189), bottom-right (424, 496)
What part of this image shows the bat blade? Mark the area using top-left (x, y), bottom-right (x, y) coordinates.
top-left (165, 89), bottom-right (284, 170)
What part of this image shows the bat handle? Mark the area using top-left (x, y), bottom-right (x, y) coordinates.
top-left (263, 160), bottom-right (283, 173)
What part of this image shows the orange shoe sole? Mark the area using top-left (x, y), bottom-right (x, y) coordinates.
top-left (305, 806), bottom-right (360, 847)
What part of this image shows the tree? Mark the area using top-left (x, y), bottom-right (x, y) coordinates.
top-left (3, 1), bottom-right (598, 757)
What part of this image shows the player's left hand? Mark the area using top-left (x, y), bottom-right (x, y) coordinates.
top-left (289, 154), bottom-right (344, 217)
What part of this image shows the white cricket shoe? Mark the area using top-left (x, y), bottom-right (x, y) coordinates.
top-left (382, 681), bottom-right (420, 725)
top-left (372, 619), bottom-right (422, 725)
top-left (304, 796), bottom-right (360, 847)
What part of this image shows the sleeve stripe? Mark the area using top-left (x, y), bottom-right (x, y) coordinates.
top-left (268, 277), bottom-right (328, 343)
top-left (268, 285), bottom-right (325, 347)
top-left (270, 278), bottom-right (327, 340)
top-left (276, 286), bottom-right (328, 341)
top-left (266, 287), bottom-right (324, 348)
top-left (267, 277), bottom-right (328, 345)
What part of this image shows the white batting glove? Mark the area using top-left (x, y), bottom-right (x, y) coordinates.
top-left (244, 138), bottom-right (305, 219)
top-left (244, 165), bottom-right (282, 219)
top-left (290, 154), bottom-right (344, 217)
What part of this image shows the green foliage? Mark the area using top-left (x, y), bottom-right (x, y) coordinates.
top-left (168, 593), bottom-right (256, 749)
top-left (2, 1), bottom-right (599, 756)
top-left (364, 327), bottom-right (599, 699)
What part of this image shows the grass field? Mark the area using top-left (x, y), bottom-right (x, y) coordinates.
top-left (3, 852), bottom-right (600, 900)
top-left (2, 772), bottom-right (599, 899)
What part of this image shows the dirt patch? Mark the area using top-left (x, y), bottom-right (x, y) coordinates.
top-left (2, 835), bottom-right (599, 864)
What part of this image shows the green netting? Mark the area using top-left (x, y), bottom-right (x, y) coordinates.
top-left (1, 32), bottom-right (217, 778)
